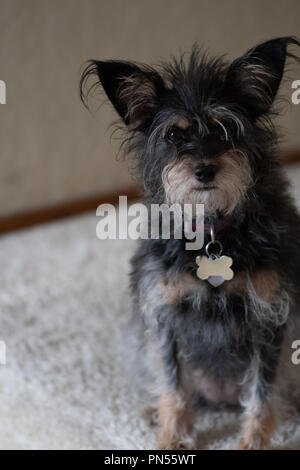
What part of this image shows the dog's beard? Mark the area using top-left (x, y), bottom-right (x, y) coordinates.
top-left (162, 151), bottom-right (253, 215)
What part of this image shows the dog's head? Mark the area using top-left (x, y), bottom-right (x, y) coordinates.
top-left (80, 37), bottom-right (299, 216)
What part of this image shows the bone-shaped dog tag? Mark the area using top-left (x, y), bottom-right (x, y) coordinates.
top-left (196, 255), bottom-right (234, 286)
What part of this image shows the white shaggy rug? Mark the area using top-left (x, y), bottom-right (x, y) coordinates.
top-left (1, 164), bottom-right (300, 450)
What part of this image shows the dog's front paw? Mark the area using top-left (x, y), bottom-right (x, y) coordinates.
top-left (157, 434), bottom-right (196, 450)
top-left (236, 435), bottom-right (269, 450)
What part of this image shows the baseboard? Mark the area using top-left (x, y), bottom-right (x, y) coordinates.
top-left (280, 150), bottom-right (300, 164)
top-left (0, 186), bottom-right (142, 235)
top-left (0, 150), bottom-right (300, 236)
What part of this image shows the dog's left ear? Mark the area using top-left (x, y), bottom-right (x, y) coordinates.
top-left (80, 60), bottom-right (165, 130)
top-left (226, 37), bottom-right (300, 118)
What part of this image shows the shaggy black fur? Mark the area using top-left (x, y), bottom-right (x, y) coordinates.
top-left (80, 37), bottom-right (300, 449)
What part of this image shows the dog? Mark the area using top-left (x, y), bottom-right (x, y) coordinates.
top-left (80, 37), bottom-right (300, 450)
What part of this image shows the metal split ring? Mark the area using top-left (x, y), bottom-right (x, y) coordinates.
top-left (205, 240), bottom-right (223, 259)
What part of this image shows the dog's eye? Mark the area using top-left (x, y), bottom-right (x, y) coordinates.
top-left (166, 126), bottom-right (185, 144)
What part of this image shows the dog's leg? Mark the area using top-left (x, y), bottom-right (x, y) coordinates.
top-left (237, 396), bottom-right (277, 450)
top-left (137, 273), bottom-right (196, 450)
top-left (237, 332), bottom-right (284, 450)
top-left (157, 387), bottom-right (194, 450)
top-left (154, 326), bottom-right (194, 450)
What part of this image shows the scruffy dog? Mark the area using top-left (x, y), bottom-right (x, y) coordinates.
top-left (80, 37), bottom-right (300, 450)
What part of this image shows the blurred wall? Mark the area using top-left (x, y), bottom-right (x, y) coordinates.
top-left (0, 0), bottom-right (299, 217)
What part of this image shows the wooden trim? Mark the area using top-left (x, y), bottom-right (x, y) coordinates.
top-left (280, 150), bottom-right (300, 165)
top-left (0, 186), bottom-right (142, 235)
top-left (0, 150), bottom-right (300, 236)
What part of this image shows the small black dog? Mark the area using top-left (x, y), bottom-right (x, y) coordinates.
top-left (81, 37), bottom-right (300, 450)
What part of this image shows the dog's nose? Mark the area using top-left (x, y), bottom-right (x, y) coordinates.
top-left (194, 164), bottom-right (216, 184)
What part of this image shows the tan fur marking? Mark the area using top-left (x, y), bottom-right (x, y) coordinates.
top-left (225, 270), bottom-right (279, 302)
top-left (160, 280), bottom-right (181, 304)
top-left (162, 156), bottom-right (201, 207)
top-left (251, 270), bottom-right (279, 302)
top-left (160, 269), bottom-right (279, 305)
top-left (176, 118), bottom-right (190, 130)
top-left (225, 272), bottom-right (248, 294)
top-left (209, 115), bottom-right (225, 127)
top-left (237, 403), bottom-right (277, 450)
top-left (160, 274), bottom-right (202, 304)
top-left (212, 151), bottom-right (253, 215)
top-left (162, 151), bottom-right (253, 215)
top-left (157, 389), bottom-right (193, 450)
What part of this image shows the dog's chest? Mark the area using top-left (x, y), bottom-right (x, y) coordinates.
top-left (160, 273), bottom-right (255, 376)
top-left (177, 291), bottom-right (253, 374)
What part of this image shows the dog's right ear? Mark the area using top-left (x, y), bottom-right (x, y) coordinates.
top-left (226, 37), bottom-right (300, 119)
top-left (80, 60), bottom-right (165, 130)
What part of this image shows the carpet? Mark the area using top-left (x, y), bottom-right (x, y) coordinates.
top-left (1, 164), bottom-right (300, 450)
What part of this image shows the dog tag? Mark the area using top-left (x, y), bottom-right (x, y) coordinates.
top-left (196, 255), bottom-right (234, 285)
top-left (195, 223), bottom-right (234, 287)
top-left (207, 276), bottom-right (225, 287)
